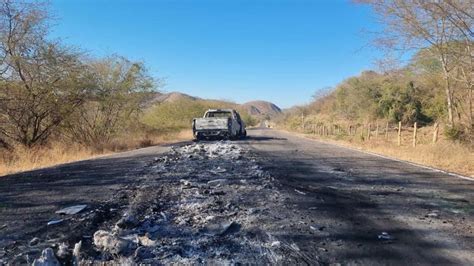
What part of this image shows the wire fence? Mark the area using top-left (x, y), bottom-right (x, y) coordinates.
top-left (302, 121), bottom-right (441, 148)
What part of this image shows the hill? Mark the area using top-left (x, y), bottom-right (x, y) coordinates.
top-left (146, 92), bottom-right (282, 119)
top-left (149, 92), bottom-right (198, 104)
top-left (242, 101), bottom-right (282, 118)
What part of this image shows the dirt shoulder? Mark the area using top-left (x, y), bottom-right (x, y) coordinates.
top-left (0, 130), bottom-right (193, 177)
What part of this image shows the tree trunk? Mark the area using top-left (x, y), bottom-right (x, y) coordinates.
top-left (469, 86), bottom-right (473, 132)
top-left (441, 59), bottom-right (455, 127)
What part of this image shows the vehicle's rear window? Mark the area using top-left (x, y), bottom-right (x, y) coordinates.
top-left (206, 112), bottom-right (232, 118)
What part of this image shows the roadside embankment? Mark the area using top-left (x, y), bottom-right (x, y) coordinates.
top-left (0, 130), bottom-right (192, 177)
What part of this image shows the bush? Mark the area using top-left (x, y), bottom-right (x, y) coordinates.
top-left (444, 125), bottom-right (462, 141)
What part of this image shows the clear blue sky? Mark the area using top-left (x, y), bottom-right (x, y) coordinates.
top-left (50, 0), bottom-right (381, 108)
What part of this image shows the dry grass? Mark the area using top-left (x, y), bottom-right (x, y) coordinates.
top-left (283, 126), bottom-right (474, 177)
top-left (0, 130), bottom-right (192, 177)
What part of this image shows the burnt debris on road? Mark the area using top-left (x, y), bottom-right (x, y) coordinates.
top-left (2, 142), bottom-right (287, 264)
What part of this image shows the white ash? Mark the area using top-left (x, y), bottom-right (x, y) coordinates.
top-left (44, 141), bottom-right (283, 265)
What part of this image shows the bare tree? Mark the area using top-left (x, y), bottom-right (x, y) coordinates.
top-left (357, 0), bottom-right (473, 127)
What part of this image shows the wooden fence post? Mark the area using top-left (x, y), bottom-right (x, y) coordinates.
top-left (301, 114), bottom-right (305, 132)
top-left (398, 121), bottom-right (402, 146)
top-left (413, 122), bottom-right (417, 147)
top-left (432, 122), bottom-right (439, 144)
top-left (385, 122), bottom-right (389, 140)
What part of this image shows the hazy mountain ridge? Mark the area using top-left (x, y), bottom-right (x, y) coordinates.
top-left (148, 91), bottom-right (282, 118)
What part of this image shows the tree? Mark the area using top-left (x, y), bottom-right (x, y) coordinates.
top-left (358, 0), bottom-right (473, 127)
top-left (0, 0), bottom-right (93, 147)
top-left (64, 56), bottom-right (155, 147)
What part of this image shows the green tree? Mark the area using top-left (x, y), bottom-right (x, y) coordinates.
top-left (65, 56), bottom-right (155, 147)
top-left (0, 0), bottom-right (93, 147)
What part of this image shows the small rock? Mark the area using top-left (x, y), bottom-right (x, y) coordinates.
top-left (32, 248), bottom-right (60, 266)
top-left (29, 237), bottom-right (40, 246)
top-left (426, 212), bottom-right (439, 218)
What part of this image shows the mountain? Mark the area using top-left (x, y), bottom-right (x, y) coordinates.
top-left (146, 91), bottom-right (282, 118)
top-left (242, 101), bottom-right (282, 118)
top-left (149, 92), bottom-right (197, 104)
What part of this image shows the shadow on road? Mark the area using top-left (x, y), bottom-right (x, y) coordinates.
top-left (247, 129), bottom-right (474, 265)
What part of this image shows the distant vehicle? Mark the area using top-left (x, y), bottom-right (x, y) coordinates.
top-left (192, 109), bottom-right (247, 140)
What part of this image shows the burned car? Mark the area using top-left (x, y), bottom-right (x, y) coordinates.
top-left (192, 109), bottom-right (247, 140)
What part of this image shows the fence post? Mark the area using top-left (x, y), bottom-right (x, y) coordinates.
top-left (301, 114), bottom-right (305, 132)
top-left (398, 121), bottom-right (402, 146)
top-left (413, 122), bottom-right (417, 147)
top-left (432, 122), bottom-right (439, 144)
top-left (385, 122), bottom-right (389, 139)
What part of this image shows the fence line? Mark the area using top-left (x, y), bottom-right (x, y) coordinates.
top-left (302, 121), bottom-right (441, 148)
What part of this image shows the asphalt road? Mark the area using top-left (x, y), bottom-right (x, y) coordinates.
top-left (243, 128), bottom-right (474, 265)
top-left (0, 128), bottom-right (473, 265)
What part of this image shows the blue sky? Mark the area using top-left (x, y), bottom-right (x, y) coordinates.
top-left (50, 0), bottom-right (381, 108)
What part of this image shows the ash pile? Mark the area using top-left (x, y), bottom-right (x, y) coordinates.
top-left (30, 141), bottom-right (285, 265)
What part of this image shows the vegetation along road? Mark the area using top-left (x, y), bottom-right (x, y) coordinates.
top-left (0, 128), bottom-right (472, 265)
